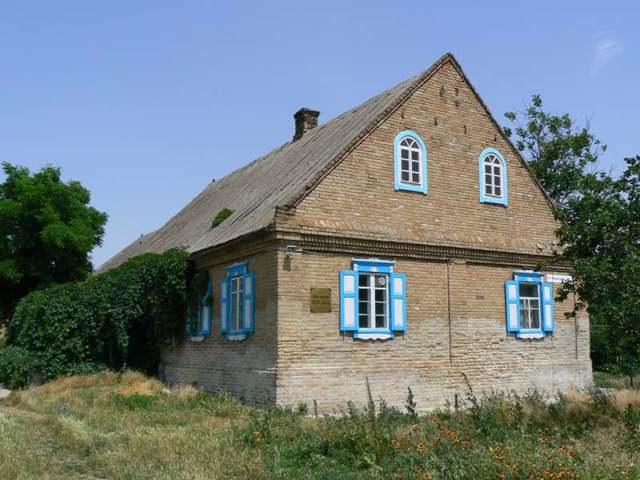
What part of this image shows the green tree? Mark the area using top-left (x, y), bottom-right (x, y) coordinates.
top-left (504, 94), bottom-right (606, 211)
top-left (505, 96), bottom-right (640, 385)
top-left (554, 159), bottom-right (640, 386)
top-left (0, 162), bottom-right (108, 325)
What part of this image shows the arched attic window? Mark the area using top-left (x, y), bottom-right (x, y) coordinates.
top-left (479, 147), bottom-right (508, 206)
top-left (394, 130), bottom-right (428, 194)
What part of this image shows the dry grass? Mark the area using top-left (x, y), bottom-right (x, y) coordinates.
top-left (564, 387), bottom-right (640, 410)
top-left (612, 389), bottom-right (640, 410)
top-left (1, 372), bottom-right (639, 479)
top-left (0, 371), bottom-right (258, 479)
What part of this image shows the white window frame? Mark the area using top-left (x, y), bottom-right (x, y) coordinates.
top-left (357, 272), bottom-right (390, 331)
top-left (518, 282), bottom-right (541, 331)
top-left (483, 154), bottom-right (503, 198)
top-left (399, 137), bottom-right (423, 187)
top-left (230, 275), bottom-right (244, 333)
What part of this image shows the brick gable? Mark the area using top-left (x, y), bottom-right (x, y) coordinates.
top-left (288, 59), bottom-right (557, 256)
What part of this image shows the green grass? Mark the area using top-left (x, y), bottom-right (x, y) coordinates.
top-left (1, 372), bottom-right (640, 479)
top-left (594, 370), bottom-right (640, 390)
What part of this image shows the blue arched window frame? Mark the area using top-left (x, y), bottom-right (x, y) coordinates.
top-left (394, 130), bottom-right (428, 194)
top-left (479, 147), bottom-right (508, 206)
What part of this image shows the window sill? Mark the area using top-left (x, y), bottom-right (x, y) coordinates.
top-left (395, 185), bottom-right (428, 195)
top-left (516, 331), bottom-right (545, 340)
top-left (187, 335), bottom-right (206, 342)
top-left (226, 333), bottom-right (247, 341)
top-left (480, 197), bottom-right (508, 206)
top-left (354, 331), bottom-right (393, 340)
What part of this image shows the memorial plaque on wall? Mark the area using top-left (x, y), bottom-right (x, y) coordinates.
top-left (310, 288), bottom-right (332, 313)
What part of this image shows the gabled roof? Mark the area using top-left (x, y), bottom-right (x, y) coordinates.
top-left (97, 52), bottom-right (551, 273)
top-left (97, 54), bottom-right (453, 272)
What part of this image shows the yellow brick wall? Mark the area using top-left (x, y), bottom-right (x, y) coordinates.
top-left (160, 247), bottom-right (278, 406)
top-left (276, 250), bottom-right (591, 413)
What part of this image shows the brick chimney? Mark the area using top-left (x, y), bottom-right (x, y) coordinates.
top-left (293, 108), bottom-right (320, 141)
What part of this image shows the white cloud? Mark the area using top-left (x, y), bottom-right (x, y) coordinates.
top-left (591, 37), bottom-right (623, 76)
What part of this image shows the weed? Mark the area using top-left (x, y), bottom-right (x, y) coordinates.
top-left (406, 387), bottom-right (417, 417)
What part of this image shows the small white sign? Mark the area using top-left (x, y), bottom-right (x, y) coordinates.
top-left (545, 274), bottom-right (572, 284)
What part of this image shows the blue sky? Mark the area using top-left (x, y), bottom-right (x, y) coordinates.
top-left (0, 1), bottom-right (637, 267)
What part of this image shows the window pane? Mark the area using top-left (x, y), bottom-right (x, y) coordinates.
top-left (530, 309), bottom-right (541, 329)
top-left (411, 151), bottom-right (419, 161)
top-left (238, 296), bottom-right (244, 330)
top-left (359, 288), bottom-right (367, 302)
top-left (485, 164), bottom-right (492, 174)
top-left (485, 174), bottom-right (492, 185)
top-left (519, 283), bottom-right (538, 298)
top-left (520, 307), bottom-right (528, 328)
top-left (495, 187), bottom-right (501, 196)
top-left (401, 149), bottom-right (409, 159)
top-left (232, 292), bottom-right (242, 331)
top-left (402, 160), bottom-right (409, 171)
top-left (495, 175), bottom-right (501, 187)
top-left (412, 161), bottom-right (420, 171)
top-left (402, 172), bottom-right (409, 182)
top-left (359, 275), bottom-right (367, 287)
top-left (359, 312), bottom-right (368, 328)
top-left (375, 315), bottom-right (385, 329)
top-left (485, 185), bottom-right (492, 196)
top-left (493, 166), bottom-right (501, 176)
top-left (375, 289), bottom-right (384, 302)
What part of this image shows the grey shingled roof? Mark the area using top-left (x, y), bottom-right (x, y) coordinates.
top-left (97, 54), bottom-right (453, 273)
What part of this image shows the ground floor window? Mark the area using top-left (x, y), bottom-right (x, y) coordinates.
top-left (220, 262), bottom-right (255, 339)
top-left (505, 272), bottom-right (554, 337)
top-left (186, 273), bottom-right (212, 338)
top-left (340, 259), bottom-right (406, 339)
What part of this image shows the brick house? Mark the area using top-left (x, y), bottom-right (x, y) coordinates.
top-left (101, 53), bottom-right (592, 411)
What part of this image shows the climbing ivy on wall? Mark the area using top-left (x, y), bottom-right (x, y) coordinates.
top-left (1, 248), bottom-right (190, 387)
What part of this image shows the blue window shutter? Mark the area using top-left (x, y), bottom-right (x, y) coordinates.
top-left (542, 282), bottom-right (555, 333)
top-left (186, 304), bottom-right (194, 337)
top-left (504, 280), bottom-right (520, 333)
top-left (390, 272), bottom-right (407, 332)
top-left (200, 281), bottom-right (212, 336)
top-left (242, 272), bottom-right (255, 334)
top-left (339, 270), bottom-right (357, 331)
top-left (220, 278), bottom-right (229, 334)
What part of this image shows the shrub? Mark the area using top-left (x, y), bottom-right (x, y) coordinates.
top-left (0, 346), bottom-right (39, 389)
top-left (4, 248), bottom-right (190, 383)
top-left (211, 208), bottom-right (234, 228)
